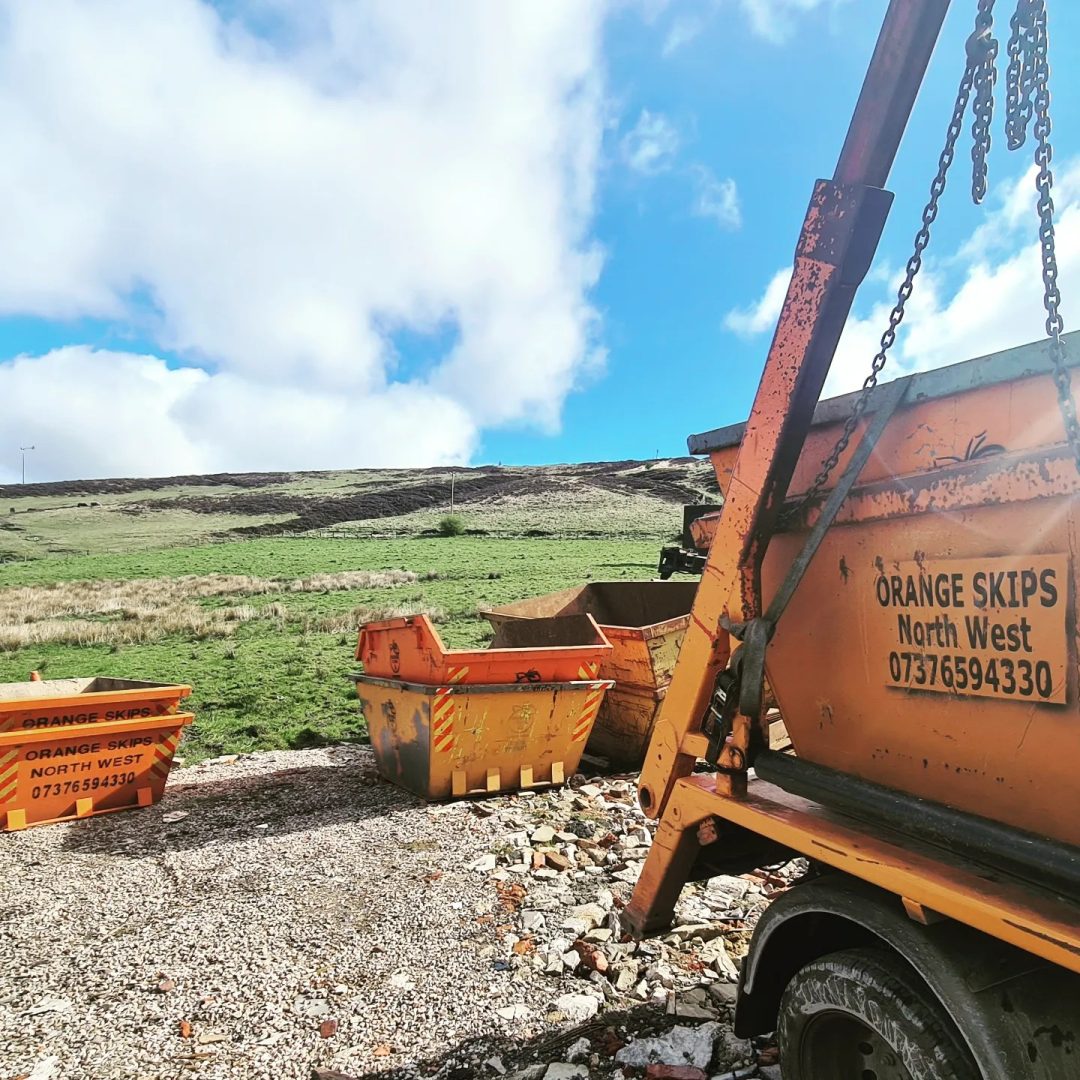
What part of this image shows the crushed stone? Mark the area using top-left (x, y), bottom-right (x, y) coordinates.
top-left (0, 745), bottom-right (798, 1079)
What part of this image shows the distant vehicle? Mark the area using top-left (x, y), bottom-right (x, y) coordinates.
top-left (657, 503), bottom-right (720, 578)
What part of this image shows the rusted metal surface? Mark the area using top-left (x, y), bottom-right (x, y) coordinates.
top-left (834, 0), bottom-right (952, 187)
top-left (624, 775), bottom-right (1080, 976)
top-left (479, 584), bottom-right (698, 689)
top-left (481, 582), bottom-right (697, 767)
top-left (637, 178), bottom-right (896, 819)
top-left (688, 511), bottom-right (721, 551)
top-left (351, 674), bottom-right (612, 801)
top-left (589, 685), bottom-right (667, 769)
top-left (809, 444), bottom-right (1080, 527)
top-left (357, 613), bottom-right (610, 684)
top-left (681, 504), bottom-right (723, 548)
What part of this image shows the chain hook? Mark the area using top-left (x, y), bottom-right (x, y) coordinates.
top-left (965, 24), bottom-right (996, 64)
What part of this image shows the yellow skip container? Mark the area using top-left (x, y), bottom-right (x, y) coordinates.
top-left (351, 674), bottom-right (613, 800)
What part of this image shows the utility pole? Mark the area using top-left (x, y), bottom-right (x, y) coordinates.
top-left (19, 446), bottom-right (34, 485)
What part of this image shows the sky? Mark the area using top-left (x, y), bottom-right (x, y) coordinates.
top-left (1, 0), bottom-right (1079, 483)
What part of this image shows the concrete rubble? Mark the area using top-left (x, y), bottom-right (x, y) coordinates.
top-left (460, 769), bottom-right (806, 1079)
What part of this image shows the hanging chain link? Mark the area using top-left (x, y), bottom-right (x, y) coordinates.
top-left (970, 1), bottom-right (999, 203)
top-left (790, 0), bottom-right (1076, 520)
top-left (1005, 1), bottom-right (1037, 150)
top-left (1020, 1), bottom-right (1080, 473)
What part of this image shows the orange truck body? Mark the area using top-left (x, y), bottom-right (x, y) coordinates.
top-left (624, 1), bottom-right (1080, 1074)
top-left (691, 337), bottom-right (1080, 847)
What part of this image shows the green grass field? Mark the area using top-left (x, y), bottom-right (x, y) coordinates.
top-left (0, 535), bottom-right (663, 761)
top-left (0, 460), bottom-right (712, 761)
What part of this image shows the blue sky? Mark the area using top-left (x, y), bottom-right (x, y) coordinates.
top-left (482, 0), bottom-right (1080, 465)
top-left (1, 0), bottom-right (1078, 482)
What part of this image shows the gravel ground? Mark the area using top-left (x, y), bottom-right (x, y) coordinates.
top-left (0, 747), bottom-right (787, 1080)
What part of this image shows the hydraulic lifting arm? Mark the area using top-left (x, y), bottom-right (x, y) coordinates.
top-left (634, 1), bottom-right (951, 832)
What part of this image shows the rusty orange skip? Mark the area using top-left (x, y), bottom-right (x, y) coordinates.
top-left (357, 612), bottom-right (611, 684)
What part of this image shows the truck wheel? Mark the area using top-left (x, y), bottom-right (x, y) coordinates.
top-left (776, 947), bottom-right (978, 1080)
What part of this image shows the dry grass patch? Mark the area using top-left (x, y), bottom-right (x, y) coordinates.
top-left (0, 571), bottom-right (439, 651)
top-left (308, 603), bottom-right (446, 635)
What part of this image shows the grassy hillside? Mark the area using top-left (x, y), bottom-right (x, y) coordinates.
top-left (0, 460), bottom-right (715, 761)
top-left (0, 458), bottom-right (718, 558)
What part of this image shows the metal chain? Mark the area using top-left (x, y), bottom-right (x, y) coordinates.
top-left (791, 14), bottom-right (992, 517)
top-left (1022, 1), bottom-right (1080, 472)
top-left (971, 1), bottom-right (999, 203)
top-left (792, 0), bottom-right (1077, 518)
top-left (1005, 0), bottom-right (1037, 150)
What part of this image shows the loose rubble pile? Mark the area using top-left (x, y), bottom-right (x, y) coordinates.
top-left (0, 746), bottom-right (800, 1080)
top-left (452, 771), bottom-right (802, 1080)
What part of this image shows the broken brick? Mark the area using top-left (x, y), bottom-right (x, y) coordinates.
top-left (572, 941), bottom-right (609, 975)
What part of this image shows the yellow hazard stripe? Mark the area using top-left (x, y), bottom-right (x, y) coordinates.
top-left (150, 730), bottom-right (182, 780)
top-left (572, 717), bottom-right (597, 740)
top-left (571, 685), bottom-right (606, 743)
top-left (431, 687), bottom-right (457, 753)
top-left (577, 662), bottom-right (600, 680)
top-left (446, 666), bottom-right (469, 684)
top-left (0, 751), bottom-right (18, 803)
top-left (581, 686), bottom-right (606, 709)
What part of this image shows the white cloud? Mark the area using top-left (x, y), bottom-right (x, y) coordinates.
top-left (0, 347), bottom-right (477, 485)
top-left (654, 0), bottom-right (848, 51)
top-left (721, 159), bottom-right (1080, 399)
top-left (0, 350), bottom-right (210, 483)
top-left (0, 0), bottom-right (607, 480)
top-left (662, 14), bottom-right (706, 57)
top-left (620, 109), bottom-right (680, 175)
top-left (692, 166), bottom-right (742, 230)
top-left (724, 267), bottom-right (791, 335)
top-left (737, 0), bottom-right (848, 44)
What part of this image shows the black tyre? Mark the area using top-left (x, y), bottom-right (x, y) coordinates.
top-left (777, 947), bottom-right (979, 1080)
